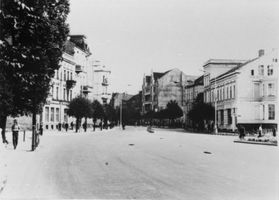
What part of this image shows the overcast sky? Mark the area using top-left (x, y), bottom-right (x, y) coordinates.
top-left (67, 0), bottom-right (279, 94)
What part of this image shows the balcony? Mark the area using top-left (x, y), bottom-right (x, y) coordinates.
top-left (66, 79), bottom-right (76, 89)
top-left (102, 79), bottom-right (109, 86)
top-left (145, 86), bottom-right (151, 94)
top-left (82, 85), bottom-right (92, 94)
top-left (75, 65), bottom-right (83, 74)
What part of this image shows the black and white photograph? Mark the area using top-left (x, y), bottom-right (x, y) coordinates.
top-left (0, 0), bottom-right (278, 199)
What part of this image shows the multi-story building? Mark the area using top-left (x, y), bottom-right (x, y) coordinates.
top-left (142, 68), bottom-right (197, 117)
top-left (110, 92), bottom-right (133, 109)
top-left (184, 75), bottom-right (204, 127)
top-left (204, 49), bottom-right (278, 131)
top-left (92, 64), bottom-right (111, 104)
top-left (42, 35), bottom-right (93, 130)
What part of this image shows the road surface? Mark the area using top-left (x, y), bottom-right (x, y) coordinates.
top-left (1, 127), bottom-right (278, 199)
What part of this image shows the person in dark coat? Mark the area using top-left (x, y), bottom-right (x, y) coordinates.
top-left (65, 123), bottom-right (69, 132)
top-left (83, 122), bottom-right (87, 132)
top-left (70, 122), bottom-right (74, 130)
top-left (272, 127), bottom-right (277, 137)
top-left (11, 119), bottom-right (20, 149)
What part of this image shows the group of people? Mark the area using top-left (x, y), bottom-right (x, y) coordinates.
top-left (238, 124), bottom-right (277, 139)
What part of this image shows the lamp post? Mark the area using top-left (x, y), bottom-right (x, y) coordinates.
top-left (214, 77), bottom-right (218, 134)
top-left (120, 84), bottom-right (131, 129)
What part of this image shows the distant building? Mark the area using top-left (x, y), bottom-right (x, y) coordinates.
top-left (110, 92), bottom-right (133, 109)
top-left (142, 68), bottom-right (197, 121)
top-left (92, 64), bottom-right (111, 104)
top-left (204, 49), bottom-right (278, 131)
top-left (184, 75), bottom-right (204, 127)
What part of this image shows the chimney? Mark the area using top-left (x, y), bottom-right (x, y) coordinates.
top-left (258, 49), bottom-right (265, 57)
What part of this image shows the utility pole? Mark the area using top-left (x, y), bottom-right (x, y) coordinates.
top-left (214, 77), bottom-right (218, 134)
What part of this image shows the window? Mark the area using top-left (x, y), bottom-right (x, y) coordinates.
top-left (233, 85), bottom-right (235, 98)
top-left (63, 88), bottom-right (66, 100)
top-left (70, 72), bottom-right (73, 80)
top-left (56, 108), bottom-right (59, 122)
top-left (64, 70), bottom-right (66, 81)
top-left (258, 65), bottom-right (264, 75)
top-left (268, 104), bottom-right (275, 120)
top-left (226, 87), bottom-right (229, 100)
top-left (56, 70), bottom-right (59, 79)
top-left (45, 107), bottom-right (49, 122)
top-left (267, 65), bottom-right (273, 76)
top-left (56, 87), bottom-right (59, 99)
top-left (251, 70), bottom-right (254, 76)
top-left (229, 86), bottom-right (232, 99)
top-left (67, 71), bottom-right (69, 80)
top-left (268, 83), bottom-right (275, 96)
top-left (228, 109), bottom-right (232, 124)
top-left (70, 90), bottom-right (72, 101)
top-left (50, 107), bottom-right (54, 122)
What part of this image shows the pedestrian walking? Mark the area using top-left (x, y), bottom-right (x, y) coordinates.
top-left (83, 122), bottom-right (87, 132)
top-left (1, 126), bottom-right (9, 145)
top-left (39, 123), bottom-right (43, 136)
top-left (272, 127), bottom-right (276, 137)
top-left (70, 122), bottom-right (74, 130)
top-left (65, 123), bottom-right (69, 132)
top-left (11, 119), bottom-right (20, 149)
top-left (99, 121), bottom-right (103, 131)
top-left (258, 125), bottom-right (262, 138)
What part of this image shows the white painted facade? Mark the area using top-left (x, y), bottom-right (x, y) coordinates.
top-left (92, 64), bottom-right (111, 104)
top-left (205, 49), bottom-right (278, 131)
top-left (42, 37), bottom-right (93, 130)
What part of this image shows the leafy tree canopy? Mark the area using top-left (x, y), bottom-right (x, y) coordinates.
top-left (92, 100), bottom-right (104, 121)
top-left (165, 100), bottom-right (183, 119)
top-left (67, 96), bottom-right (92, 119)
top-left (0, 0), bottom-right (70, 117)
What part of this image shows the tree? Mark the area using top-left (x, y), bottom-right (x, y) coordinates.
top-left (103, 104), bottom-right (117, 124)
top-left (67, 96), bottom-right (92, 132)
top-left (0, 0), bottom-right (70, 147)
top-left (91, 100), bottom-right (104, 130)
top-left (165, 100), bottom-right (183, 126)
top-left (188, 93), bottom-right (215, 130)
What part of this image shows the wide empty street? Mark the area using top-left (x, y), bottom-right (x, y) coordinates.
top-left (1, 127), bottom-right (278, 200)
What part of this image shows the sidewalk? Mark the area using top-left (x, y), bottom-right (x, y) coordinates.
top-left (0, 131), bottom-right (33, 194)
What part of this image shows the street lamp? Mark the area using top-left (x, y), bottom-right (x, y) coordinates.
top-left (214, 77), bottom-right (218, 134)
top-left (120, 84), bottom-right (132, 129)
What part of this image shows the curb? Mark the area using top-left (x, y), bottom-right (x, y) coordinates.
top-left (234, 140), bottom-right (278, 146)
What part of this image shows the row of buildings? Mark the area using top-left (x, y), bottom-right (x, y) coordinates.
top-left (116, 49), bottom-right (278, 132)
top-left (42, 35), bottom-right (111, 130)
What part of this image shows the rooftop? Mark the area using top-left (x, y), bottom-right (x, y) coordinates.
top-left (203, 59), bottom-right (247, 67)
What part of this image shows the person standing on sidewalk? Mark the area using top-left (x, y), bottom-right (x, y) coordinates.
top-left (11, 119), bottom-right (20, 149)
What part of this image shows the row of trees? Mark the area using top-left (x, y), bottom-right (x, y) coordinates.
top-left (67, 96), bottom-right (117, 132)
top-left (0, 0), bottom-right (70, 143)
top-left (123, 94), bottom-right (215, 130)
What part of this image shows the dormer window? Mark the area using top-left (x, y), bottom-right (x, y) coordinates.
top-left (251, 69), bottom-right (254, 76)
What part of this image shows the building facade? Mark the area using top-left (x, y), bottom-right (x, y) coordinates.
top-left (92, 64), bottom-right (111, 104)
top-left (184, 75), bottom-right (204, 127)
top-left (42, 35), bottom-right (93, 130)
top-left (142, 69), bottom-right (197, 120)
top-left (204, 49), bottom-right (278, 131)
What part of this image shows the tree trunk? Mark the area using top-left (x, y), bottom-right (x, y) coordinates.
top-left (32, 111), bottom-right (37, 151)
top-left (76, 118), bottom-right (79, 133)
top-left (1, 115), bottom-right (8, 144)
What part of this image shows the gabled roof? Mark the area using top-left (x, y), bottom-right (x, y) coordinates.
top-left (153, 70), bottom-right (171, 80)
top-left (214, 57), bottom-right (259, 80)
top-left (194, 75), bottom-right (204, 85)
